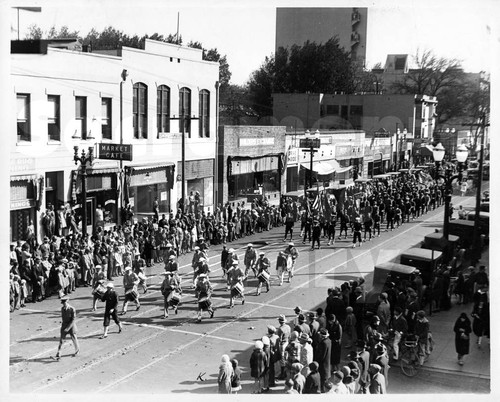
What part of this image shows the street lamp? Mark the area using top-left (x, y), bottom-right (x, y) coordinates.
top-left (300, 130), bottom-right (321, 197)
top-left (74, 146), bottom-right (95, 237)
top-left (118, 69), bottom-right (128, 224)
top-left (432, 142), bottom-right (468, 239)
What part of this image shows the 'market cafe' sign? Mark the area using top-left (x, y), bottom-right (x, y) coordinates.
top-left (98, 143), bottom-right (133, 161)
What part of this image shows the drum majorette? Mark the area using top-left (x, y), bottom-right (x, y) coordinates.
top-left (256, 251), bottom-right (271, 295)
top-left (120, 267), bottom-right (140, 315)
top-left (228, 261), bottom-right (246, 308)
top-left (195, 274), bottom-right (214, 322)
top-left (160, 271), bottom-right (182, 318)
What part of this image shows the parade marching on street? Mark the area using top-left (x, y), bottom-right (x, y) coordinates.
top-left (9, 172), bottom-right (490, 394)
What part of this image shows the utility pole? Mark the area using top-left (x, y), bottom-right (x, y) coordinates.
top-left (463, 112), bottom-right (489, 263)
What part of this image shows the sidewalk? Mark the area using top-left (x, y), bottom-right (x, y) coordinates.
top-left (421, 189), bottom-right (490, 379)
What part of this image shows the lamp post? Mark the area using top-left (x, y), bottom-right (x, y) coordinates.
top-left (118, 69), bottom-right (128, 224)
top-left (74, 146), bottom-right (95, 237)
top-left (432, 143), bottom-right (468, 239)
top-left (300, 130), bottom-right (321, 198)
top-left (400, 128), bottom-right (407, 169)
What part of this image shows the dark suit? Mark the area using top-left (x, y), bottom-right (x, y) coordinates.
top-left (103, 289), bottom-right (120, 327)
top-left (315, 336), bottom-right (331, 392)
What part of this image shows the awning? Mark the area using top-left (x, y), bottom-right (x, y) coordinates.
top-left (300, 160), bottom-right (351, 175)
top-left (88, 167), bottom-right (120, 175)
top-left (10, 174), bottom-right (38, 181)
top-left (128, 162), bottom-right (175, 171)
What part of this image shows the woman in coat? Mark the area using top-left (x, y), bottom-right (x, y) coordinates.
top-left (249, 340), bottom-right (268, 394)
top-left (326, 314), bottom-right (342, 371)
top-left (453, 312), bottom-right (472, 365)
top-left (315, 329), bottom-right (331, 392)
top-left (472, 288), bottom-right (489, 346)
top-left (217, 354), bottom-right (233, 394)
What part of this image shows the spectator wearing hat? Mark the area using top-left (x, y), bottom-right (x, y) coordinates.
top-left (308, 312), bottom-right (320, 349)
top-left (244, 243), bottom-right (257, 277)
top-left (266, 325), bottom-right (279, 388)
top-left (276, 314), bottom-right (291, 380)
top-left (355, 340), bottom-right (370, 393)
top-left (391, 306), bottom-right (408, 360)
top-left (303, 361), bottom-right (321, 394)
top-left (261, 336), bottom-right (271, 392)
top-left (299, 333), bottom-right (314, 375)
top-left (100, 283), bottom-right (122, 338)
top-left (344, 306), bottom-right (357, 348)
top-left (373, 340), bottom-right (389, 388)
top-left (53, 296), bottom-right (79, 360)
top-left (325, 288), bottom-right (346, 325)
top-left (376, 292), bottom-right (391, 335)
top-left (454, 312), bottom-right (472, 366)
top-left (255, 252), bottom-right (271, 295)
top-left (315, 328), bottom-right (331, 392)
top-left (284, 331), bottom-right (302, 380)
top-left (472, 288), bottom-right (489, 347)
top-left (326, 314), bottom-right (342, 372)
top-left (250, 340), bottom-right (268, 394)
top-left (368, 364), bottom-right (386, 394)
top-left (414, 310), bottom-right (430, 365)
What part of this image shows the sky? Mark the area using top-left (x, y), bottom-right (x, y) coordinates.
top-left (8, 0), bottom-right (500, 85)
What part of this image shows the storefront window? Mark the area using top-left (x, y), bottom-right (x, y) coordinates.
top-left (129, 182), bottom-right (169, 215)
top-left (10, 209), bottom-right (34, 242)
top-left (229, 170), bottom-right (279, 199)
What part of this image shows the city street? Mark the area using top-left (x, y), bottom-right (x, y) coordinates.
top-left (9, 192), bottom-right (489, 394)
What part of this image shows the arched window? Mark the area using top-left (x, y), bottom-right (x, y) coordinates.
top-left (199, 89), bottom-right (210, 138)
top-left (133, 82), bottom-right (148, 139)
top-left (157, 85), bottom-right (170, 136)
top-left (179, 87), bottom-right (191, 137)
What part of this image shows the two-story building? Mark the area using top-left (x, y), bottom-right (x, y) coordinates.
top-left (10, 39), bottom-right (219, 243)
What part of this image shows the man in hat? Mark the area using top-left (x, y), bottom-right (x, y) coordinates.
top-left (391, 306), bottom-right (408, 360)
top-left (164, 254), bottom-right (179, 273)
top-left (296, 313), bottom-right (312, 337)
top-left (120, 267), bottom-right (140, 315)
top-left (266, 325), bottom-right (279, 387)
top-left (325, 289), bottom-right (346, 325)
top-left (100, 283), bottom-right (122, 338)
top-left (160, 271), bottom-right (182, 318)
top-left (373, 341), bottom-right (389, 388)
top-left (228, 261), bottom-right (245, 308)
top-left (53, 296), bottom-right (79, 360)
top-left (244, 243), bottom-right (257, 278)
top-left (255, 251), bottom-right (271, 295)
top-left (355, 340), bottom-right (370, 393)
top-left (195, 274), bottom-right (214, 322)
top-left (316, 328), bottom-right (332, 392)
top-left (311, 218), bottom-right (322, 250)
top-left (276, 314), bottom-right (291, 380)
top-left (376, 292), bottom-right (391, 335)
top-left (414, 310), bottom-right (430, 365)
top-left (299, 333), bottom-right (314, 370)
top-left (283, 242), bottom-right (299, 280)
top-left (368, 364), bottom-right (386, 394)
top-left (352, 217), bottom-right (363, 247)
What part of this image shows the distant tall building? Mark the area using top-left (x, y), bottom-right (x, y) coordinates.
top-left (275, 7), bottom-right (368, 62)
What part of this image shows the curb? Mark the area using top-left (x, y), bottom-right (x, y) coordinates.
top-left (419, 365), bottom-right (491, 380)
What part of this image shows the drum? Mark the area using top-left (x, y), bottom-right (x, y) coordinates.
top-left (231, 282), bottom-right (244, 298)
top-left (198, 296), bottom-right (211, 310)
top-left (258, 270), bottom-right (270, 283)
top-left (92, 284), bottom-right (106, 300)
top-left (125, 288), bottom-right (139, 300)
top-left (167, 290), bottom-right (182, 306)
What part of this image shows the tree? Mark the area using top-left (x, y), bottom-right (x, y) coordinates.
top-left (247, 38), bottom-right (355, 118)
top-left (390, 49), bottom-right (465, 96)
top-left (219, 84), bottom-right (258, 125)
top-left (463, 74), bottom-right (490, 155)
top-left (186, 42), bottom-right (232, 90)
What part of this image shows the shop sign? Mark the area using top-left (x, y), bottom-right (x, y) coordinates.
top-left (98, 143), bottom-right (133, 161)
top-left (10, 157), bottom-right (35, 173)
top-left (10, 199), bottom-right (34, 210)
top-left (287, 148), bottom-right (298, 164)
top-left (239, 137), bottom-right (275, 147)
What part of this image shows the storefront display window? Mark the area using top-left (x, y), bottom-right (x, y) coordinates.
top-left (129, 182), bottom-right (169, 214)
top-left (229, 170), bottom-right (279, 199)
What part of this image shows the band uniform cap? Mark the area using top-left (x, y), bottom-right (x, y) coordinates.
top-left (60, 296), bottom-right (69, 302)
top-left (232, 260), bottom-right (239, 265)
top-left (228, 248), bottom-right (235, 253)
top-left (163, 271), bottom-right (173, 276)
top-left (106, 283), bottom-right (114, 288)
top-left (259, 251), bottom-right (265, 255)
top-left (288, 242), bottom-right (294, 246)
top-left (247, 243), bottom-right (253, 247)
top-left (194, 246), bottom-right (200, 250)
top-left (198, 274), bottom-right (207, 279)
top-left (166, 243), bottom-right (173, 247)
top-left (61, 258), bottom-right (68, 263)
top-left (125, 266), bottom-right (132, 270)
top-left (169, 255), bottom-right (176, 260)
top-left (95, 265), bottom-right (102, 269)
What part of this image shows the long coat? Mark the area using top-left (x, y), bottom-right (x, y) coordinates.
top-left (315, 337), bottom-right (331, 384)
top-left (217, 362), bottom-right (233, 394)
top-left (249, 349), bottom-right (268, 379)
top-left (454, 316), bottom-right (472, 356)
